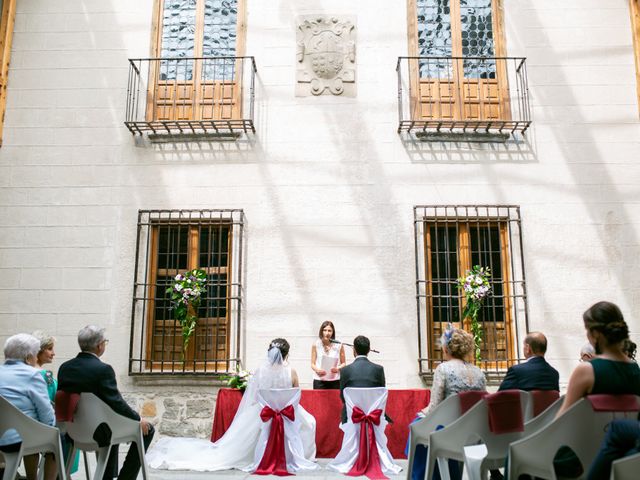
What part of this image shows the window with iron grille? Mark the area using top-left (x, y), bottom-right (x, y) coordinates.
top-left (413, 206), bottom-right (529, 375)
top-left (130, 209), bottom-right (244, 375)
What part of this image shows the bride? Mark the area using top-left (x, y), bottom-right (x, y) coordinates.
top-left (146, 338), bottom-right (318, 473)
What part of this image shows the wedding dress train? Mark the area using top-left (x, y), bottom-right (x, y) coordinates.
top-left (146, 358), bottom-right (318, 472)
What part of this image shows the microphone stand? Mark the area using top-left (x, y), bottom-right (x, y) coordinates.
top-left (330, 340), bottom-right (380, 354)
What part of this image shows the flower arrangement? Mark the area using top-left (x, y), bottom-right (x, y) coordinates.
top-left (166, 269), bottom-right (207, 357)
top-left (222, 369), bottom-right (251, 392)
top-left (456, 265), bottom-right (492, 363)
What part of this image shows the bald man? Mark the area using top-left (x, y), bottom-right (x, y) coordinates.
top-left (499, 332), bottom-right (559, 391)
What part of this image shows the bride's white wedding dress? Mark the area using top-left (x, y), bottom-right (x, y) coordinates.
top-left (146, 358), bottom-right (318, 472)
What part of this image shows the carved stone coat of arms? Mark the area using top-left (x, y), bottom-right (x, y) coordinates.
top-left (296, 15), bottom-right (356, 97)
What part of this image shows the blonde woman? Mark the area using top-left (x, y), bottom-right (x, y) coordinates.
top-left (419, 327), bottom-right (486, 417)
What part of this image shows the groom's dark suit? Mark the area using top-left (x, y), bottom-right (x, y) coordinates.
top-left (58, 352), bottom-right (154, 480)
top-left (339, 355), bottom-right (386, 423)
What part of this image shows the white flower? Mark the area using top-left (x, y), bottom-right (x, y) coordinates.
top-left (174, 284), bottom-right (183, 292)
top-left (175, 274), bottom-right (184, 281)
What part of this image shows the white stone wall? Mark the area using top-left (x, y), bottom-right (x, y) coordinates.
top-left (1, 0), bottom-right (639, 433)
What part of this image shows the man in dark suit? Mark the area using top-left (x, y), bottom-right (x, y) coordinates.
top-left (339, 335), bottom-right (386, 424)
top-left (493, 332), bottom-right (559, 480)
top-left (498, 331), bottom-right (560, 392)
top-left (58, 326), bottom-right (154, 480)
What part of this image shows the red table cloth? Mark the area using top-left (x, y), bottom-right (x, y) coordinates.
top-left (210, 388), bottom-right (430, 459)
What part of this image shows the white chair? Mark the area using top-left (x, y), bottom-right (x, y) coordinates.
top-left (611, 451), bottom-right (640, 480)
top-left (327, 387), bottom-right (402, 477)
top-left (63, 392), bottom-right (148, 480)
top-left (508, 395), bottom-right (640, 480)
top-left (250, 388), bottom-right (318, 475)
top-left (406, 393), bottom-right (473, 480)
top-left (0, 395), bottom-right (67, 480)
top-left (426, 390), bottom-right (532, 480)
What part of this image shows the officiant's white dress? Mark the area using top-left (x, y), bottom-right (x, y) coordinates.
top-left (146, 358), bottom-right (318, 472)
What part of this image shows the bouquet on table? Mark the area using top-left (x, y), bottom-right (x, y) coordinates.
top-left (456, 265), bottom-right (492, 363)
top-left (222, 369), bottom-right (251, 392)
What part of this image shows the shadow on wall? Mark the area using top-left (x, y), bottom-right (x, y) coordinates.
top-left (400, 132), bottom-right (538, 164)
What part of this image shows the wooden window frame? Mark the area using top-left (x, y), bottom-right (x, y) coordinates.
top-left (130, 210), bottom-right (245, 376)
top-left (414, 206), bottom-right (529, 376)
top-left (145, 223), bottom-right (232, 371)
top-left (631, 0), bottom-right (640, 117)
top-left (406, 0), bottom-right (510, 122)
top-left (146, 0), bottom-right (248, 123)
top-left (423, 221), bottom-right (514, 370)
top-left (0, 0), bottom-right (16, 146)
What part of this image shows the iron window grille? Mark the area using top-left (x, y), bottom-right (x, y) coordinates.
top-left (413, 205), bottom-right (529, 377)
top-left (130, 209), bottom-right (244, 375)
top-left (125, 56), bottom-right (257, 137)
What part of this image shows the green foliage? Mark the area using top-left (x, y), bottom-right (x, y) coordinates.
top-left (456, 265), bottom-right (492, 363)
top-left (166, 269), bottom-right (207, 357)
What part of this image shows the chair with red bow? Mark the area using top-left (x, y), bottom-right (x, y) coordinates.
top-left (250, 388), bottom-right (319, 476)
top-left (508, 394), bottom-right (640, 480)
top-left (327, 387), bottom-right (401, 479)
top-left (426, 390), bottom-right (534, 480)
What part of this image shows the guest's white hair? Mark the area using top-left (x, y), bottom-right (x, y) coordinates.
top-left (78, 325), bottom-right (106, 352)
top-left (4, 333), bottom-right (40, 362)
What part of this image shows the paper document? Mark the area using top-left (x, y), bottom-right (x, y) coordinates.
top-left (320, 355), bottom-right (339, 381)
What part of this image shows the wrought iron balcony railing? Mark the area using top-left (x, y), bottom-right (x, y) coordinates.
top-left (125, 56), bottom-right (257, 137)
top-left (397, 56), bottom-right (531, 139)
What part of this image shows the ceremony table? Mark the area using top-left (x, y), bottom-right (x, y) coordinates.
top-left (210, 388), bottom-right (430, 459)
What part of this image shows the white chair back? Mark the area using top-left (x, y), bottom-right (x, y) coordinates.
top-left (327, 387), bottom-right (402, 476)
top-left (250, 388), bottom-right (318, 474)
top-left (64, 392), bottom-right (148, 480)
top-left (611, 451), bottom-right (640, 480)
top-left (0, 395), bottom-right (67, 480)
top-left (427, 390), bottom-right (532, 480)
top-left (406, 393), bottom-right (465, 480)
top-left (509, 395), bottom-right (640, 480)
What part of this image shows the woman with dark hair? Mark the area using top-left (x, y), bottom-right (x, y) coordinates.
top-left (147, 338), bottom-right (318, 473)
top-left (548, 302), bottom-right (640, 480)
top-left (556, 301), bottom-right (640, 418)
top-left (311, 321), bottom-right (346, 389)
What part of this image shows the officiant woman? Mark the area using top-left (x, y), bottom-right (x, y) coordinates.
top-left (311, 321), bottom-right (346, 389)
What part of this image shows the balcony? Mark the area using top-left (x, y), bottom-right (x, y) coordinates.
top-left (396, 56), bottom-right (531, 141)
top-left (125, 56), bottom-right (257, 139)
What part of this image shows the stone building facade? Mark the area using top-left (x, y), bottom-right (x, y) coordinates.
top-left (0, 0), bottom-right (639, 435)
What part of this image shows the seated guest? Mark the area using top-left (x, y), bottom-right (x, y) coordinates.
top-left (32, 330), bottom-right (80, 474)
top-left (551, 301), bottom-right (640, 479)
top-left (579, 342), bottom-right (595, 362)
top-left (499, 332), bottom-right (559, 392)
top-left (586, 417), bottom-right (640, 480)
top-left (410, 326), bottom-right (486, 480)
top-left (0, 334), bottom-right (57, 480)
top-left (339, 335), bottom-right (386, 424)
top-left (58, 326), bottom-right (154, 480)
top-left (557, 301), bottom-right (640, 418)
top-left (419, 327), bottom-right (486, 417)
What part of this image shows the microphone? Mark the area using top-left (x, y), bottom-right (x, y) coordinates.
top-left (330, 339), bottom-right (380, 354)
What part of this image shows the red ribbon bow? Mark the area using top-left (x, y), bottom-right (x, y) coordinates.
top-left (347, 406), bottom-right (387, 480)
top-left (255, 404), bottom-right (295, 476)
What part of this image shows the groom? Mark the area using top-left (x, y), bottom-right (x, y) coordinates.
top-left (339, 335), bottom-right (386, 424)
